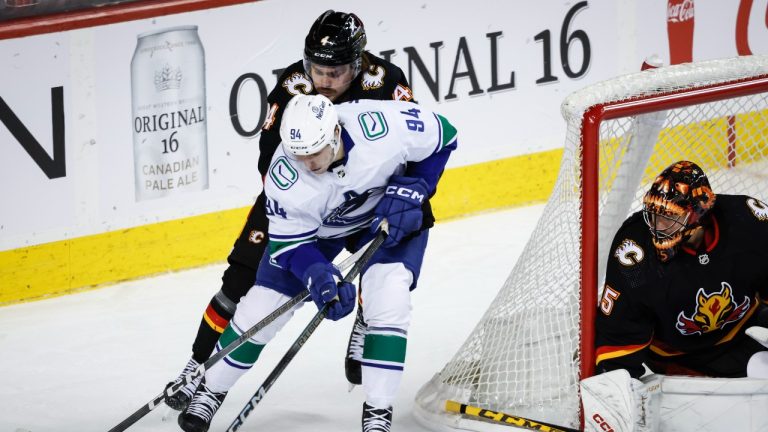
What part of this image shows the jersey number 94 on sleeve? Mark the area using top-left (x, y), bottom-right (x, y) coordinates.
top-left (400, 107), bottom-right (424, 132)
top-left (265, 198), bottom-right (287, 218)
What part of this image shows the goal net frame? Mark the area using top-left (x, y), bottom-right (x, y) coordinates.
top-left (579, 60), bottom-right (768, 379)
top-left (414, 54), bottom-right (768, 431)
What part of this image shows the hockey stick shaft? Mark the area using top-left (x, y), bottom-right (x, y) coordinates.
top-left (227, 300), bottom-right (330, 432)
top-left (227, 226), bottom-right (388, 432)
top-left (107, 240), bottom-right (374, 432)
top-left (446, 401), bottom-right (580, 432)
top-left (107, 293), bottom-right (305, 432)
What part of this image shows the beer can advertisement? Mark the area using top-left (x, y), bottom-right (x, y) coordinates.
top-left (131, 25), bottom-right (209, 201)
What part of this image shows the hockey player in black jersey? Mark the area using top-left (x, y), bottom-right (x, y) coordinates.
top-left (595, 160), bottom-right (768, 379)
top-left (164, 9), bottom-right (424, 417)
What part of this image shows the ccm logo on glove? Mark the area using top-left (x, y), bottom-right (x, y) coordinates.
top-left (385, 186), bottom-right (425, 203)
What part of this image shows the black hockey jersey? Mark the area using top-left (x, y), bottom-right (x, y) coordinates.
top-left (595, 194), bottom-right (768, 378)
top-left (257, 53), bottom-right (414, 176)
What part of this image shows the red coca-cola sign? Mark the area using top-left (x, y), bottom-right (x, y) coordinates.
top-left (668, 0), bottom-right (695, 23)
top-left (667, 0), bottom-right (695, 64)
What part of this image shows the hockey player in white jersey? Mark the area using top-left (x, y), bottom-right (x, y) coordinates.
top-left (178, 94), bottom-right (457, 432)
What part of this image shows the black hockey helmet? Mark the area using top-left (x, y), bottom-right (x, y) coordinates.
top-left (642, 160), bottom-right (716, 261)
top-left (304, 10), bottom-right (366, 72)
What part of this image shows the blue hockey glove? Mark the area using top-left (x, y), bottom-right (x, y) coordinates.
top-left (303, 262), bottom-right (356, 321)
top-left (372, 175), bottom-right (428, 248)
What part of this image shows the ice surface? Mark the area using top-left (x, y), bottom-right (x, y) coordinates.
top-left (0, 205), bottom-right (544, 432)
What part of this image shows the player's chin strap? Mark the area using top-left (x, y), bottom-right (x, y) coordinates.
top-left (580, 369), bottom-right (662, 432)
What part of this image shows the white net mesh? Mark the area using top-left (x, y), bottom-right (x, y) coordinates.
top-left (414, 55), bottom-right (768, 431)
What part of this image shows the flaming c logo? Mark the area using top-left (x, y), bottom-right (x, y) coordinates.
top-left (676, 282), bottom-right (750, 336)
top-left (361, 65), bottom-right (385, 90)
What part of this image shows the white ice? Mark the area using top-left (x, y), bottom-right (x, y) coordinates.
top-left (0, 204), bottom-right (544, 432)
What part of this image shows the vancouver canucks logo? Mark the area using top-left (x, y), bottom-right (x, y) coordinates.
top-left (747, 198), bottom-right (768, 221)
top-left (323, 188), bottom-right (384, 228)
top-left (269, 157), bottom-right (298, 190)
top-left (361, 65), bottom-right (385, 90)
top-left (282, 72), bottom-right (313, 96)
top-left (676, 281), bottom-right (750, 336)
top-left (614, 239), bottom-right (644, 266)
top-left (358, 111), bottom-right (388, 141)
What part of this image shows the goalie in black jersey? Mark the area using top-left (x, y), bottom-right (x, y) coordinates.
top-left (595, 160), bottom-right (768, 379)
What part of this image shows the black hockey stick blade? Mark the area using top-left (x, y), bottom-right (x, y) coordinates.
top-left (446, 400), bottom-right (580, 432)
top-left (226, 226), bottom-right (388, 431)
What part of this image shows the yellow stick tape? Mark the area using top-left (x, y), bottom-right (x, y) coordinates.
top-left (445, 400), bottom-right (575, 432)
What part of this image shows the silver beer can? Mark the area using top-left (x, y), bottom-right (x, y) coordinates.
top-left (131, 25), bottom-right (208, 201)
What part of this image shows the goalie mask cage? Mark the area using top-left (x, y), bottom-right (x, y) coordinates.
top-left (414, 55), bottom-right (768, 431)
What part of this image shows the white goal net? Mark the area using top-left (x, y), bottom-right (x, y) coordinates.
top-left (414, 55), bottom-right (768, 431)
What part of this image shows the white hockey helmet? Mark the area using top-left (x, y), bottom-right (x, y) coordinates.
top-left (279, 94), bottom-right (340, 157)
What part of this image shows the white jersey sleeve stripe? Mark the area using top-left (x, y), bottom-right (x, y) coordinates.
top-left (432, 112), bottom-right (443, 155)
top-left (435, 113), bottom-right (457, 153)
top-left (269, 228), bottom-right (318, 240)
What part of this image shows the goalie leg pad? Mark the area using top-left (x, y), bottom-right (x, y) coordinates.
top-left (581, 369), bottom-right (661, 432)
top-left (659, 375), bottom-right (768, 431)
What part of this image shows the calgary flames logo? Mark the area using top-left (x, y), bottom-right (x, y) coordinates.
top-left (248, 230), bottom-right (264, 244)
top-left (676, 282), bottom-right (750, 336)
top-left (282, 72), bottom-right (313, 96)
top-left (614, 239), bottom-right (645, 266)
top-left (361, 65), bottom-right (385, 90)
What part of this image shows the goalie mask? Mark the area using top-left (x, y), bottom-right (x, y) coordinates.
top-left (642, 160), bottom-right (716, 262)
top-left (280, 94), bottom-right (340, 158)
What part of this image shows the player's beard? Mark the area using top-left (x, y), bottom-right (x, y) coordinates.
top-left (316, 87), bottom-right (338, 101)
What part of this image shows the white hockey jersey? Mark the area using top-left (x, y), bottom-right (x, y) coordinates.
top-left (264, 99), bottom-right (457, 260)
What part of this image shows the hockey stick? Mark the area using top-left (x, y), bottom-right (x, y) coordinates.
top-left (227, 223), bottom-right (388, 432)
top-left (107, 237), bottom-right (376, 432)
top-left (446, 401), bottom-right (580, 432)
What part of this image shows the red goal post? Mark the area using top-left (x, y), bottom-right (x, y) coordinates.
top-left (415, 55), bottom-right (768, 431)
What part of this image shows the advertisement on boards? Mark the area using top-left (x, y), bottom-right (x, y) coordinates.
top-left (131, 25), bottom-right (209, 201)
top-left (0, 0), bottom-right (766, 253)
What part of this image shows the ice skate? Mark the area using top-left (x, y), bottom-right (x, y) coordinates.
top-left (164, 357), bottom-right (203, 411)
top-left (177, 381), bottom-right (227, 432)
